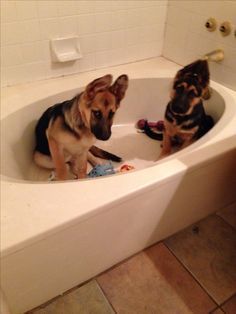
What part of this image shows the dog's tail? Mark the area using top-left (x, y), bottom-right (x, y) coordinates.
top-left (89, 145), bottom-right (122, 162)
top-left (143, 121), bottom-right (163, 141)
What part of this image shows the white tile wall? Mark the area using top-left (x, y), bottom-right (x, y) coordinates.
top-left (1, 0), bottom-right (167, 87)
top-left (163, 0), bottom-right (236, 91)
top-left (2, 0), bottom-right (235, 90)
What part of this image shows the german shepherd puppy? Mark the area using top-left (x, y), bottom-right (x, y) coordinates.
top-left (33, 74), bottom-right (129, 180)
top-left (144, 60), bottom-right (214, 158)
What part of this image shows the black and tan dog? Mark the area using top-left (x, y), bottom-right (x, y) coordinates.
top-left (160, 59), bottom-right (214, 157)
top-left (144, 59), bottom-right (214, 158)
top-left (34, 74), bottom-right (129, 180)
top-left (160, 60), bottom-right (214, 158)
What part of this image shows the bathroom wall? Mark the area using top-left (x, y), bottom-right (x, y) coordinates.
top-left (163, 0), bottom-right (236, 90)
top-left (1, 0), bottom-right (167, 87)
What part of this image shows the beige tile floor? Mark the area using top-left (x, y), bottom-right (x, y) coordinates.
top-left (27, 281), bottom-right (115, 314)
top-left (165, 215), bottom-right (236, 305)
top-left (28, 203), bottom-right (236, 314)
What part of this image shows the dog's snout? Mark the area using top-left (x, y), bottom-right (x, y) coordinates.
top-left (91, 123), bottom-right (111, 141)
top-left (171, 94), bottom-right (190, 114)
top-left (97, 127), bottom-right (111, 140)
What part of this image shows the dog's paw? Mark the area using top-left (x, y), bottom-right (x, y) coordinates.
top-left (48, 171), bottom-right (56, 181)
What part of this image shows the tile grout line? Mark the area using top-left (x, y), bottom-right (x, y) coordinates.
top-left (216, 212), bottom-right (236, 231)
top-left (218, 292), bottom-right (236, 310)
top-left (163, 242), bottom-right (219, 308)
top-left (25, 277), bottom-right (94, 313)
top-left (209, 307), bottom-right (226, 314)
top-left (26, 278), bottom-right (117, 314)
top-left (95, 279), bottom-right (118, 314)
top-left (215, 200), bottom-right (236, 230)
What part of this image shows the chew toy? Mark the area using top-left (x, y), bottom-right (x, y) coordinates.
top-left (119, 164), bottom-right (135, 172)
top-left (88, 161), bottom-right (115, 178)
top-left (136, 119), bottom-right (164, 132)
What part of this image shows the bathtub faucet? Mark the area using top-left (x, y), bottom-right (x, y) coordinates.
top-left (201, 49), bottom-right (224, 62)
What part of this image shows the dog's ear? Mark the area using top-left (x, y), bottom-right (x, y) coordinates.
top-left (194, 59), bottom-right (210, 88)
top-left (176, 59), bottom-right (210, 87)
top-left (109, 74), bottom-right (129, 106)
top-left (85, 74), bottom-right (113, 101)
top-left (197, 60), bottom-right (211, 99)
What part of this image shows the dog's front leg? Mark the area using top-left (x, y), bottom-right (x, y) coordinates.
top-left (71, 152), bottom-right (88, 179)
top-left (159, 131), bottom-right (172, 159)
top-left (47, 136), bottom-right (68, 180)
top-left (87, 151), bottom-right (103, 167)
top-left (180, 134), bottom-right (194, 150)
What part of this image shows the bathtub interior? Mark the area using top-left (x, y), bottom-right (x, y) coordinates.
top-left (1, 78), bottom-right (225, 182)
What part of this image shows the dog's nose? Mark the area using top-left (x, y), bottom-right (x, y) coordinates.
top-left (92, 125), bottom-right (111, 140)
top-left (100, 133), bottom-right (111, 141)
top-left (97, 129), bottom-right (111, 140)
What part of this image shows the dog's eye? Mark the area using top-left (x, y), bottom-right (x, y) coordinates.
top-left (93, 110), bottom-right (102, 119)
top-left (108, 110), bottom-right (115, 119)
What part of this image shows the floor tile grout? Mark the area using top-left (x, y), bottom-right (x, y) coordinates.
top-left (216, 212), bottom-right (236, 231)
top-left (209, 306), bottom-right (226, 314)
top-left (163, 241), bottom-right (219, 308)
top-left (95, 279), bottom-right (118, 314)
top-left (218, 292), bottom-right (236, 309)
top-left (25, 277), bottom-right (94, 313)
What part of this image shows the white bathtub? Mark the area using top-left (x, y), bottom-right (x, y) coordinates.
top-left (1, 58), bottom-right (236, 314)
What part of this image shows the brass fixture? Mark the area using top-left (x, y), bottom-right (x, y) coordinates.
top-left (201, 49), bottom-right (224, 62)
top-left (219, 21), bottom-right (231, 36)
top-left (205, 18), bottom-right (217, 32)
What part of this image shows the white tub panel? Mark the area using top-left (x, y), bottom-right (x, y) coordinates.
top-left (2, 168), bottom-right (186, 314)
